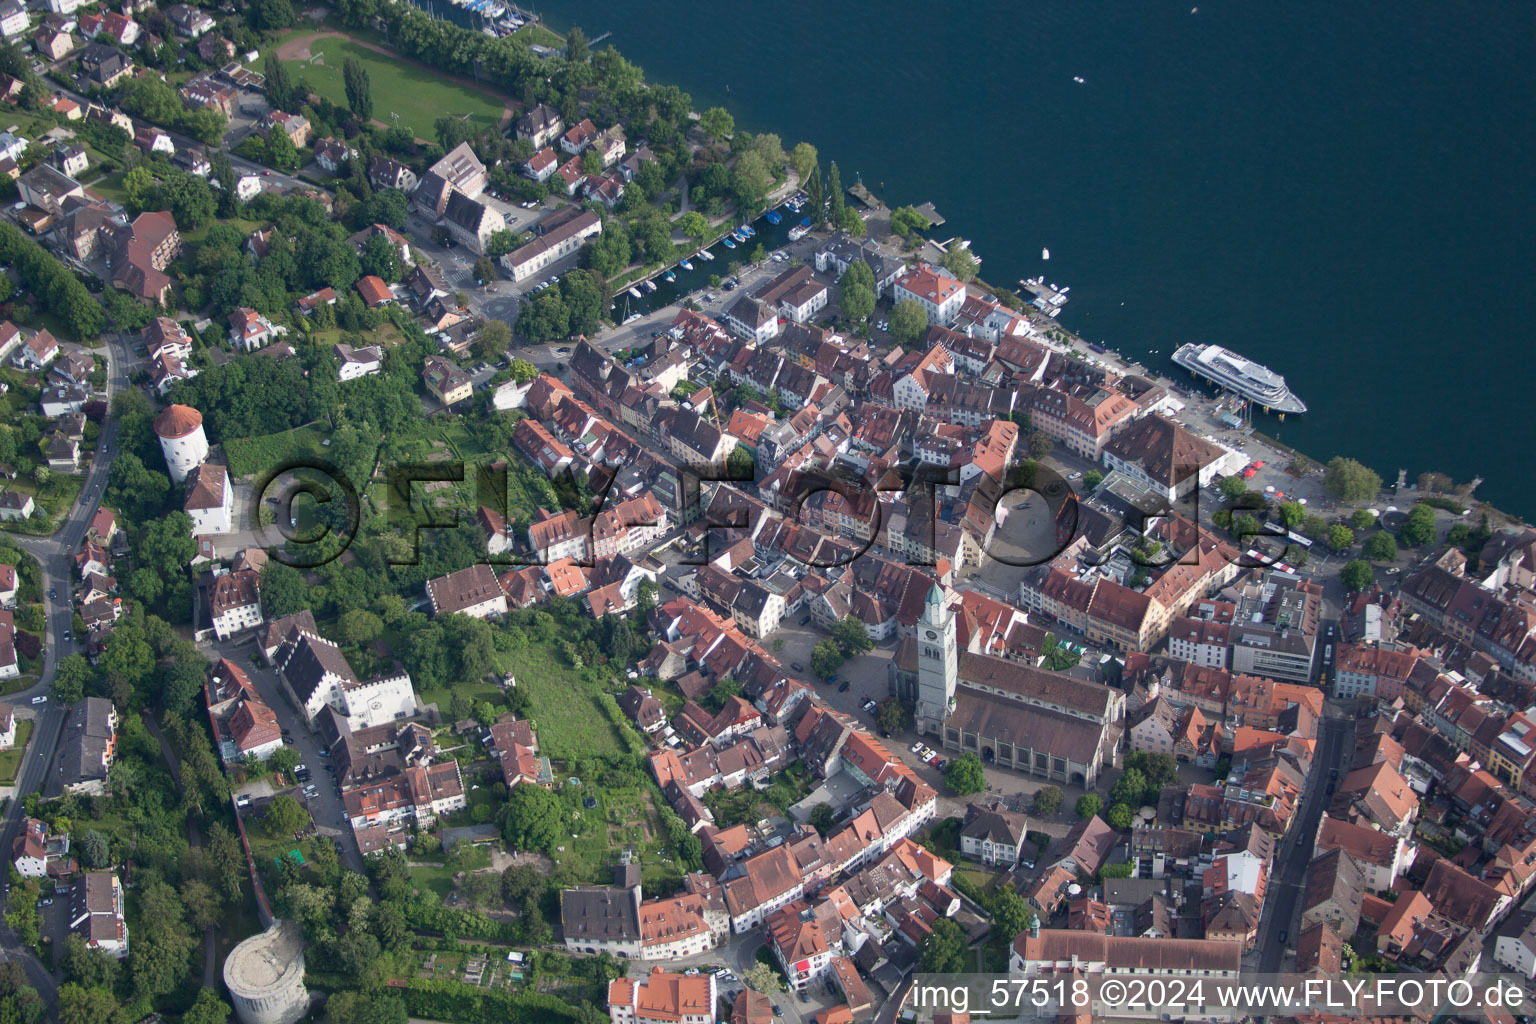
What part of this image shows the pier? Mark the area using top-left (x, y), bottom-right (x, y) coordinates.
top-left (1019, 276), bottom-right (1070, 316)
top-left (846, 183), bottom-right (884, 210)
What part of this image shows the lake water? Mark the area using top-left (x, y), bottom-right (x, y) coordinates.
top-left (540, 0), bottom-right (1536, 515)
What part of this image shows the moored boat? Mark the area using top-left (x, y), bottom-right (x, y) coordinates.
top-left (1171, 343), bottom-right (1307, 414)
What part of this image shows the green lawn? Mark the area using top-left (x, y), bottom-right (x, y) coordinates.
top-left (495, 645), bottom-right (625, 761)
top-left (270, 36), bottom-right (505, 140)
top-left (225, 422), bottom-right (336, 479)
top-left (513, 24), bottom-right (564, 49)
top-left (0, 720), bottom-right (34, 784)
top-left (87, 170), bottom-right (127, 205)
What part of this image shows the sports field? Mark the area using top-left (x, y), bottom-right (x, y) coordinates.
top-left (273, 34), bottom-right (508, 140)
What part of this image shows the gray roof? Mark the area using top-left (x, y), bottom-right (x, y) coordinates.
top-left (559, 886), bottom-right (640, 943)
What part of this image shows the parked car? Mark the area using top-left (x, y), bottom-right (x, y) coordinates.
top-left (799, 616), bottom-right (811, 626)
top-left (837, 680), bottom-right (851, 692)
top-left (791, 663), bottom-right (804, 672)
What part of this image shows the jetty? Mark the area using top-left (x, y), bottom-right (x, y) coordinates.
top-left (847, 183), bottom-right (884, 210)
top-left (912, 202), bottom-right (945, 227)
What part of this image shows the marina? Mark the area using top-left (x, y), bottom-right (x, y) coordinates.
top-left (1019, 276), bottom-right (1069, 316)
top-left (403, 0), bottom-right (539, 38)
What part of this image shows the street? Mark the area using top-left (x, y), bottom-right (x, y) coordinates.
top-left (0, 327), bottom-right (129, 995)
top-left (1254, 712), bottom-right (1352, 972)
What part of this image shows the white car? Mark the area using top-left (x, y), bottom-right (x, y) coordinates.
top-left (910, 742), bottom-right (923, 754)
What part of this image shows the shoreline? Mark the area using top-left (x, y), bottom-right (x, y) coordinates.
top-left (967, 272), bottom-right (1522, 530)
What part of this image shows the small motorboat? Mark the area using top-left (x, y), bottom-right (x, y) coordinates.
top-left (679, 257), bottom-right (693, 270)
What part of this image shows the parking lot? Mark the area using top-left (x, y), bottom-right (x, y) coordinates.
top-left (207, 637), bottom-right (366, 874)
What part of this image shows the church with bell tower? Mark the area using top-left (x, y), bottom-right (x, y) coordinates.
top-left (889, 582), bottom-right (1124, 788)
top-left (914, 583), bottom-right (957, 733)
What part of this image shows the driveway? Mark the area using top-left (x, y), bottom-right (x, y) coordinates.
top-left (205, 637), bottom-right (367, 875)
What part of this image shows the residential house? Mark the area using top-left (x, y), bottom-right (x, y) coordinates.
top-left (441, 191), bottom-right (505, 254)
top-left (227, 307), bottom-right (279, 351)
top-left (891, 264), bottom-right (966, 326)
top-left (426, 564), bottom-right (507, 620)
top-left (422, 355), bottom-right (472, 406)
top-left (314, 137), bottom-right (356, 174)
top-left (335, 343), bottom-right (382, 381)
top-left (70, 872), bottom-right (128, 958)
top-left (107, 210), bottom-right (181, 305)
top-left (516, 103), bottom-right (563, 148)
top-left (368, 155), bottom-right (417, 193)
top-left (960, 802), bottom-right (1031, 867)
top-left (502, 206), bottom-right (601, 282)
top-left (183, 463), bottom-right (232, 534)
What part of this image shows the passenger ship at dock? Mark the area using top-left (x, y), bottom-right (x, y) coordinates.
top-left (1172, 343), bottom-right (1306, 414)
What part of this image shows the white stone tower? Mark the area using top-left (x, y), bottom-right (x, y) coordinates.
top-left (223, 920), bottom-right (310, 1024)
top-left (914, 583), bottom-right (957, 735)
top-left (154, 403), bottom-right (208, 483)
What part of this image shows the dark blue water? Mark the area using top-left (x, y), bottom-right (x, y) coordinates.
top-left (540, 1), bottom-right (1536, 515)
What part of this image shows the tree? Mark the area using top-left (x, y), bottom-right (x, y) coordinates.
top-left (918, 918), bottom-right (969, 974)
top-left (805, 160), bottom-right (824, 226)
top-left (938, 246), bottom-right (979, 283)
top-left (840, 259), bottom-right (875, 322)
top-left (1278, 501), bottom-right (1306, 529)
top-left (1324, 457), bottom-right (1382, 503)
top-left (831, 616), bottom-right (874, 658)
top-left (1397, 503), bottom-right (1438, 547)
top-left (678, 210), bottom-right (709, 244)
top-left (77, 830), bottom-right (109, 869)
top-left (1341, 559), bottom-right (1374, 592)
top-left (1110, 768), bottom-right (1148, 809)
top-left (62, 934), bottom-right (119, 990)
top-left (827, 162), bottom-right (845, 229)
top-left (360, 232), bottom-right (402, 281)
top-left (1106, 803), bottom-right (1136, 830)
top-left (268, 745), bottom-right (301, 779)
top-left (264, 57), bottom-right (295, 116)
top-left (565, 26), bottom-right (590, 61)
top-left (182, 988), bottom-right (232, 1024)
top-left (1082, 469), bottom-right (1103, 491)
top-left (1352, 509), bottom-right (1378, 530)
top-left (260, 562), bottom-right (309, 617)
top-left (1033, 786), bottom-right (1063, 815)
top-left (727, 445), bottom-right (754, 482)
top-left (810, 640), bottom-right (844, 680)
top-left (472, 319), bottom-right (513, 361)
top-left (122, 166), bottom-right (156, 213)
top-left (57, 985), bottom-right (117, 1024)
top-left (52, 653), bottom-right (91, 704)
top-left (500, 784), bottom-right (563, 852)
top-left (699, 107), bottom-right (734, 142)
top-left (809, 803), bottom-right (837, 837)
top-left (510, 358), bottom-right (537, 384)
top-left (1363, 530), bottom-right (1398, 561)
top-left (1327, 524), bottom-right (1355, 552)
top-left (944, 753), bottom-right (985, 795)
top-left (1076, 794), bottom-right (1103, 819)
top-left (336, 608), bottom-right (383, 646)
top-left (875, 698), bottom-right (910, 735)
top-left (992, 886), bottom-right (1032, 940)
top-left (1217, 475), bottom-right (1249, 501)
top-left (343, 57), bottom-right (373, 122)
top-left (1028, 430), bottom-right (1054, 459)
top-left (741, 962), bottom-right (783, 994)
top-left (266, 128), bottom-right (300, 173)
top-left (789, 142), bottom-right (818, 185)
top-left (263, 794), bottom-right (310, 837)
top-left (889, 298), bottom-right (928, 346)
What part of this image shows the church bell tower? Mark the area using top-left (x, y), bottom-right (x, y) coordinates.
top-left (915, 583), bottom-right (957, 735)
